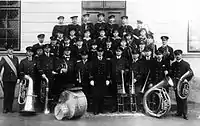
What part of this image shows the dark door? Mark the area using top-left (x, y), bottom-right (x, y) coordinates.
top-left (82, 1), bottom-right (126, 25)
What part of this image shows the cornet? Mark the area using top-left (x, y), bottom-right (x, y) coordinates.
top-left (78, 70), bottom-right (81, 84)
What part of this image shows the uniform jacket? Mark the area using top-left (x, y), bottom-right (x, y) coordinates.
top-left (158, 45), bottom-right (174, 65)
top-left (68, 24), bottom-right (82, 36)
top-left (52, 24), bottom-right (68, 37)
top-left (106, 23), bottom-right (119, 37)
top-left (0, 55), bottom-right (19, 82)
top-left (119, 25), bottom-right (134, 38)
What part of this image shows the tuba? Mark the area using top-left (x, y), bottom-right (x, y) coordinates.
top-left (18, 75), bottom-right (36, 113)
top-left (143, 76), bottom-right (173, 117)
top-left (40, 74), bottom-right (50, 114)
top-left (177, 70), bottom-right (193, 99)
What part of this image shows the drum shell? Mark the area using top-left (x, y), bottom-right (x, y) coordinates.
top-left (54, 90), bottom-right (87, 120)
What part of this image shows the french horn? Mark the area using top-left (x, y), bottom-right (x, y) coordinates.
top-left (143, 76), bottom-right (173, 117)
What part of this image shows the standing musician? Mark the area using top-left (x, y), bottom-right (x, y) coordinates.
top-left (36, 44), bottom-right (56, 100)
top-left (90, 47), bottom-right (110, 115)
top-left (110, 47), bottom-right (129, 112)
top-left (96, 28), bottom-right (107, 48)
top-left (119, 16), bottom-right (134, 38)
top-left (52, 16), bottom-right (68, 37)
top-left (111, 29), bottom-right (121, 50)
top-left (104, 39), bottom-right (114, 61)
top-left (19, 46), bottom-right (38, 110)
top-left (0, 44), bottom-right (19, 113)
top-left (83, 30), bottom-right (93, 50)
top-left (133, 20), bottom-right (143, 47)
top-left (68, 16), bottom-right (82, 37)
top-left (75, 51), bottom-right (91, 109)
top-left (158, 36), bottom-right (174, 67)
top-left (49, 36), bottom-right (60, 58)
top-left (81, 14), bottom-right (94, 39)
top-left (94, 13), bottom-right (107, 38)
top-left (170, 49), bottom-right (194, 120)
top-left (106, 15), bottom-right (119, 37)
top-left (129, 50), bottom-right (143, 112)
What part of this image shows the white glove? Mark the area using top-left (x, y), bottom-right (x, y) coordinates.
top-left (90, 80), bottom-right (94, 86)
top-left (60, 68), bottom-right (67, 73)
top-left (52, 71), bottom-right (58, 75)
top-left (106, 80), bottom-right (110, 86)
top-left (42, 74), bottom-right (46, 78)
top-left (148, 83), bottom-right (153, 88)
top-left (164, 70), bottom-right (168, 75)
top-left (17, 79), bottom-right (20, 84)
top-left (133, 79), bottom-right (137, 84)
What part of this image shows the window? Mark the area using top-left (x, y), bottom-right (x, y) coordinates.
top-left (0, 0), bottom-right (21, 51)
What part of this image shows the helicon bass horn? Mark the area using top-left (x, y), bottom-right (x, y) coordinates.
top-left (177, 70), bottom-right (193, 99)
top-left (40, 74), bottom-right (50, 114)
top-left (143, 76), bottom-right (174, 117)
top-left (18, 75), bottom-right (37, 113)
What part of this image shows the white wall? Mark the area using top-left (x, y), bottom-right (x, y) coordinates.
top-left (21, 0), bottom-right (82, 52)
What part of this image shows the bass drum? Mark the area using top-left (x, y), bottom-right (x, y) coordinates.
top-left (54, 87), bottom-right (87, 120)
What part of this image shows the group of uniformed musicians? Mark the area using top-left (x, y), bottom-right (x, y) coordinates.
top-left (0, 13), bottom-right (193, 120)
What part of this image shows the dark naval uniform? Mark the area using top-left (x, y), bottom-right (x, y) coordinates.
top-left (90, 56), bottom-right (110, 114)
top-left (81, 22), bottom-right (94, 38)
top-left (111, 36), bottom-right (121, 50)
top-left (119, 25), bottom-right (134, 38)
top-left (94, 21), bottom-right (107, 37)
top-left (36, 53), bottom-right (55, 98)
top-left (52, 24), bottom-right (68, 37)
top-left (170, 59), bottom-right (193, 119)
top-left (106, 23), bottom-right (119, 37)
top-left (110, 55), bottom-right (129, 111)
top-left (68, 24), bottom-right (82, 37)
top-left (158, 45), bottom-right (174, 67)
top-left (0, 55), bottom-right (19, 112)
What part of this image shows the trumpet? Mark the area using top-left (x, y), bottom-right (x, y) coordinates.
top-left (140, 70), bottom-right (150, 93)
top-left (121, 70), bottom-right (126, 94)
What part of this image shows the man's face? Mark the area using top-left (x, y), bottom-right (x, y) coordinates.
top-left (113, 31), bottom-right (119, 37)
top-left (109, 18), bottom-right (115, 23)
top-left (38, 38), bottom-right (44, 43)
top-left (44, 47), bottom-right (50, 53)
top-left (145, 51), bottom-right (152, 59)
top-left (97, 51), bottom-right (104, 56)
top-left (51, 40), bottom-right (57, 46)
top-left (72, 18), bottom-right (77, 24)
top-left (162, 40), bottom-right (168, 46)
top-left (120, 40), bottom-right (127, 47)
top-left (84, 31), bottom-right (90, 37)
top-left (175, 54), bottom-right (182, 61)
top-left (27, 51), bottom-right (33, 57)
top-left (36, 49), bottom-right (43, 56)
top-left (132, 54), bottom-right (139, 60)
top-left (156, 54), bottom-right (163, 60)
top-left (100, 31), bottom-right (105, 36)
top-left (81, 55), bottom-right (88, 60)
top-left (7, 48), bottom-right (13, 55)
top-left (126, 35), bottom-right (131, 40)
top-left (122, 18), bottom-right (127, 24)
top-left (70, 30), bottom-right (76, 36)
top-left (116, 50), bottom-right (122, 56)
top-left (64, 50), bottom-right (71, 56)
top-left (83, 16), bottom-right (89, 22)
top-left (147, 38), bottom-right (154, 45)
top-left (91, 45), bottom-right (97, 49)
top-left (77, 41), bottom-right (83, 46)
top-left (137, 23), bottom-right (142, 29)
top-left (98, 15), bottom-right (104, 22)
top-left (140, 29), bottom-right (146, 36)
top-left (58, 18), bottom-right (64, 24)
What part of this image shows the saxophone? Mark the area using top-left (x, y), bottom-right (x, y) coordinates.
top-left (143, 76), bottom-right (173, 117)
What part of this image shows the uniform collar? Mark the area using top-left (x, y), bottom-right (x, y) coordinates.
top-left (116, 55), bottom-right (121, 59)
top-left (97, 56), bottom-right (103, 60)
top-left (83, 37), bottom-right (91, 40)
top-left (97, 20), bottom-right (105, 23)
top-left (176, 59), bottom-right (182, 63)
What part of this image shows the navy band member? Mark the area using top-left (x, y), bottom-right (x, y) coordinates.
top-left (170, 49), bottom-right (194, 120)
top-left (94, 13), bottom-right (107, 38)
top-left (111, 29), bottom-right (121, 50)
top-left (0, 44), bottom-right (19, 113)
top-left (90, 47), bottom-right (110, 115)
top-left (104, 39), bottom-right (114, 61)
top-left (82, 30), bottom-right (93, 50)
top-left (119, 16), bottom-right (134, 38)
top-left (96, 28), bottom-right (107, 48)
top-left (68, 16), bottom-right (82, 37)
top-left (49, 36), bottom-right (60, 58)
top-left (106, 15), bottom-right (119, 37)
top-left (36, 44), bottom-right (56, 99)
top-left (88, 41), bottom-right (98, 61)
top-left (110, 47), bottom-right (129, 112)
top-left (81, 14), bottom-right (94, 38)
top-left (52, 16), bottom-right (68, 37)
top-left (158, 36), bottom-right (174, 67)
top-left (75, 51), bottom-right (91, 109)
